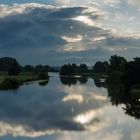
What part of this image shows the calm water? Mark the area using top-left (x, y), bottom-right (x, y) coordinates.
top-left (0, 73), bottom-right (139, 140)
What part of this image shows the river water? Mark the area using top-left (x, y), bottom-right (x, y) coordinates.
top-left (0, 74), bottom-right (139, 140)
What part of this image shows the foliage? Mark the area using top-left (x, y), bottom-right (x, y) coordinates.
top-left (108, 55), bottom-right (127, 73)
top-left (0, 78), bottom-right (20, 90)
top-left (8, 60), bottom-right (21, 75)
top-left (60, 63), bottom-right (88, 75)
top-left (23, 65), bottom-right (34, 72)
top-left (122, 57), bottom-right (140, 89)
top-left (34, 65), bottom-right (46, 73)
top-left (0, 57), bottom-right (20, 72)
top-left (93, 61), bottom-right (109, 73)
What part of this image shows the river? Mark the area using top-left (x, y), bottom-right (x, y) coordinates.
top-left (0, 73), bottom-right (139, 140)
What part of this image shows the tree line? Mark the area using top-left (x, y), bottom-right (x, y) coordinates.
top-left (0, 57), bottom-right (58, 75)
top-left (60, 64), bottom-right (88, 75)
top-left (1, 55), bottom-right (140, 89)
top-left (60, 55), bottom-right (140, 91)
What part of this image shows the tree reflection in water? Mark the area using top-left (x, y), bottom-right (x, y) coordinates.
top-left (60, 76), bottom-right (88, 86)
top-left (60, 75), bottom-right (140, 119)
top-left (38, 80), bottom-right (49, 86)
top-left (106, 76), bottom-right (140, 120)
top-left (93, 77), bottom-right (106, 88)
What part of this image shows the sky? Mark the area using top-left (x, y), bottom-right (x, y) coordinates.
top-left (0, 0), bottom-right (140, 65)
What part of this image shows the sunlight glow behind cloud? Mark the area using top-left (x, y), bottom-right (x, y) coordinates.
top-left (61, 35), bottom-right (83, 43)
top-left (73, 16), bottom-right (96, 26)
top-left (0, 1), bottom-right (139, 65)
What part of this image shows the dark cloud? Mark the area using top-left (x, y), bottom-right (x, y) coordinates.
top-left (105, 36), bottom-right (140, 46)
top-left (0, 3), bottom-right (139, 65)
top-left (0, 5), bottom-right (105, 49)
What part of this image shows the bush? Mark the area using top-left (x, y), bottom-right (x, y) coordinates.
top-left (0, 78), bottom-right (21, 90)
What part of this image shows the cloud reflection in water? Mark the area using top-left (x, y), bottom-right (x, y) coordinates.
top-left (0, 77), bottom-right (139, 139)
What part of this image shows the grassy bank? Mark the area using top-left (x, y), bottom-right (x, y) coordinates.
top-left (0, 73), bottom-right (39, 82)
top-left (92, 73), bottom-right (108, 79)
top-left (0, 72), bottom-right (48, 90)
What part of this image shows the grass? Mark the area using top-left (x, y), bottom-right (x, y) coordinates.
top-left (0, 72), bottom-right (39, 83)
top-left (0, 72), bottom-right (48, 90)
top-left (93, 73), bottom-right (108, 79)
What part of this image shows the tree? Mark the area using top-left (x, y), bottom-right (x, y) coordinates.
top-left (122, 57), bottom-right (140, 90)
top-left (34, 65), bottom-right (46, 73)
top-left (60, 63), bottom-right (88, 75)
top-left (103, 61), bottom-right (109, 72)
top-left (8, 60), bottom-right (21, 75)
top-left (60, 64), bottom-right (77, 75)
top-left (79, 64), bottom-right (88, 73)
top-left (108, 55), bottom-right (127, 72)
top-left (0, 57), bottom-right (19, 72)
top-left (94, 61), bottom-right (103, 73)
top-left (93, 61), bottom-right (109, 73)
top-left (23, 65), bottom-right (34, 72)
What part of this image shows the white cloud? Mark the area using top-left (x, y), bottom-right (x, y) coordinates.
top-left (127, 0), bottom-right (140, 9)
top-left (105, 0), bottom-right (121, 4)
top-left (54, 0), bottom-right (71, 6)
top-left (62, 94), bottom-right (84, 103)
top-left (91, 36), bottom-right (106, 42)
top-left (55, 130), bottom-right (123, 140)
top-left (60, 43), bottom-right (87, 52)
top-left (0, 121), bottom-right (59, 137)
top-left (54, 0), bottom-right (121, 7)
top-left (72, 15), bottom-right (96, 26)
top-left (74, 109), bottom-right (103, 124)
top-left (131, 129), bottom-right (140, 140)
top-left (61, 35), bottom-right (83, 43)
top-left (0, 3), bottom-right (53, 18)
top-left (104, 0), bottom-right (121, 7)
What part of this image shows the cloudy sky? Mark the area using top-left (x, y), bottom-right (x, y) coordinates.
top-left (0, 0), bottom-right (139, 65)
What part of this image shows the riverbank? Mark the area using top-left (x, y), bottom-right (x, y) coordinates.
top-left (0, 72), bottom-right (49, 90)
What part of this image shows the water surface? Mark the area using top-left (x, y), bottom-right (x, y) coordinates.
top-left (0, 74), bottom-right (139, 140)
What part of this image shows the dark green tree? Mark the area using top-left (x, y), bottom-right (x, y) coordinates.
top-left (8, 60), bottom-right (21, 75)
top-left (0, 57), bottom-right (19, 72)
top-left (60, 64), bottom-right (78, 75)
top-left (34, 65), bottom-right (50, 74)
top-left (122, 57), bottom-right (140, 91)
top-left (108, 55), bottom-right (127, 72)
top-left (79, 64), bottom-right (88, 73)
top-left (94, 61), bottom-right (109, 73)
top-left (23, 65), bottom-right (34, 72)
top-left (94, 61), bottom-right (103, 73)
